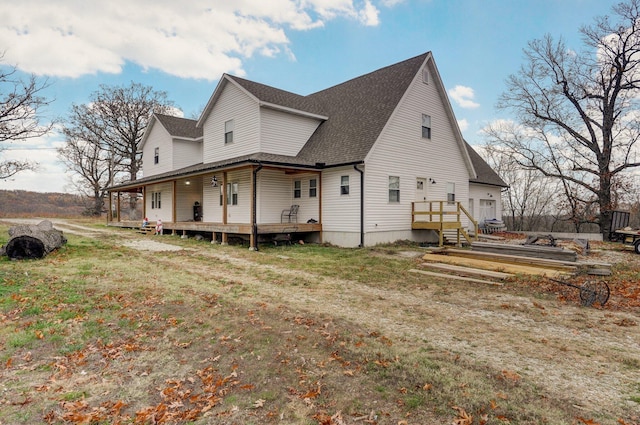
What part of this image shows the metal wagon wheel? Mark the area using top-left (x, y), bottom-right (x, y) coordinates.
top-left (579, 280), bottom-right (610, 307)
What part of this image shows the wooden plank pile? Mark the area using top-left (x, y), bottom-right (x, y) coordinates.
top-left (415, 240), bottom-right (611, 285)
top-left (470, 241), bottom-right (578, 262)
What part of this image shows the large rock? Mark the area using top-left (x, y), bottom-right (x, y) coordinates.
top-left (1, 220), bottom-right (67, 260)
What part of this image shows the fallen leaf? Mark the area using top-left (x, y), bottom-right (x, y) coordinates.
top-left (452, 406), bottom-right (473, 425)
top-left (253, 399), bottom-right (265, 408)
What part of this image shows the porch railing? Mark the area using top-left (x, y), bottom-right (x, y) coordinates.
top-left (411, 201), bottom-right (478, 246)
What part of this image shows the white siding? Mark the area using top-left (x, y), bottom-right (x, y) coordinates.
top-left (202, 83), bottom-right (260, 164)
top-left (145, 182), bottom-right (173, 222)
top-left (173, 140), bottom-right (202, 170)
top-left (363, 59), bottom-right (470, 240)
top-left (175, 179), bottom-right (203, 222)
top-left (469, 183), bottom-right (502, 222)
top-left (256, 170), bottom-right (320, 224)
top-left (321, 167), bottom-right (362, 247)
top-left (260, 108), bottom-right (321, 156)
top-left (142, 124), bottom-right (173, 177)
top-left (202, 174), bottom-right (222, 222)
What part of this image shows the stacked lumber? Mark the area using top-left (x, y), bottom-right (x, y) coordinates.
top-left (470, 241), bottom-right (578, 262)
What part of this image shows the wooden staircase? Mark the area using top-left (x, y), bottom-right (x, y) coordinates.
top-left (411, 201), bottom-right (478, 247)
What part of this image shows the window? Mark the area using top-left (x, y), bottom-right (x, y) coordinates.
top-left (151, 191), bottom-right (161, 209)
top-left (309, 178), bottom-right (317, 198)
top-left (416, 180), bottom-right (424, 191)
top-left (293, 180), bottom-right (301, 199)
top-left (154, 147), bottom-right (159, 164)
top-left (422, 114), bottom-right (431, 139)
top-left (224, 119), bottom-right (234, 144)
top-left (219, 183), bottom-right (238, 205)
top-left (389, 176), bottom-right (400, 203)
top-left (340, 176), bottom-right (349, 195)
top-left (446, 182), bottom-right (456, 204)
top-left (422, 68), bottom-right (429, 84)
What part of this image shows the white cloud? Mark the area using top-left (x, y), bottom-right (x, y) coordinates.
top-left (0, 0), bottom-right (382, 81)
top-left (448, 85), bottom-right (480, 109)
top-left (0, 132), bottom-right (68, 193)
top-left (457, 118), bottom-right (469, 132)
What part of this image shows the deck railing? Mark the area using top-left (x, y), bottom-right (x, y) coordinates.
top-left (411, 201), bottom-right (478, 245)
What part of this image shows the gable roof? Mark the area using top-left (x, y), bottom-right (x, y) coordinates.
top-left (139, 113), bottom-right (202, 152)
top-left (154, 113), bottom-right (202, 140)
top-left (465, 141), bottom-right (508, 187)
top-left (297, 53), bottom-right (429, 165)
top-left (208, 53), bottom-right (474, 176)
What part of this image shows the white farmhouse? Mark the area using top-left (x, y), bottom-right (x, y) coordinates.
top-left (108, 52), bottom-right (507, 248)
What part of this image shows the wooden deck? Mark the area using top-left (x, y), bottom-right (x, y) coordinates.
top-left (411, 201), bottom-right (478, 246)
top-left (108, 220), bottom-right (322, 239)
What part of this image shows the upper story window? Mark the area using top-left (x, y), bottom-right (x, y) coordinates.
top-left (224, 119), bottom-right (234, 144)
top-left (422, 114), bottom-right (431, 139)
top-left (422, 68), bottom-right (429, 84)
top-left (447, 182), bottom-right (456, 204)
top-left (389, 176), bottom-right (400, 203)
top-left (154, 147), bottom-right (159, 164)
top-left (293, 180), bottom-right (301, 199)
top-left (309, 178), bottom-right (317, 198)
top-left (340, 176), bottom-right (350, 195)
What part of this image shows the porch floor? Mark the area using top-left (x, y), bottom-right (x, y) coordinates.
top-left (108, 220), bottom-right (321, 236)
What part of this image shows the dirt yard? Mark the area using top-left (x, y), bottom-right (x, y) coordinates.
top-left (1, 219), bottom-right (639, 424)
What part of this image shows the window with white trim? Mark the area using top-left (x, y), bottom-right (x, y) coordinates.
top-left (309, 178), bottom-right (317, 198)
top-left (151, 191), bottom-right (161, 209)
top-left (422, 114), bottom-right (431, 139)
top-left (219, 182), bottom-right (238, 205)
top-left (154, 147), bottom-right (159, 164)
top-left (446, 182), bottom-right (456, 204)
top-left (389, 176), bottom-right (400, 203)
top-left (293, 180), bottom-right (301, 199)
top-left (340, 176), bottom-right (349, 195)
top-left (224, 119), bottom-right (234, 144)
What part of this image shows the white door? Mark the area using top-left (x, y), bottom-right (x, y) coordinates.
top-left (479, 199), bottom-right (496, 222)
top-left (414, 178), bottom-right (428, 222)
top-left (416, 178), bottom-right (427, 202)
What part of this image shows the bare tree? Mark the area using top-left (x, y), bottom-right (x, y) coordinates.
top-left (482, 143), bottom-right (558, 231)
top-left (484, 0), bottom-right (640, 238)
top-left (0, 54), bottom-right (55, 180)
top-left (57, 136), bottom-right (116, 216)
top-left (60, 82), bottom-right (175, 214)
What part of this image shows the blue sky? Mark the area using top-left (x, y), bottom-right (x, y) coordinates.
top-left (0, 0), bottom-right (620, 193)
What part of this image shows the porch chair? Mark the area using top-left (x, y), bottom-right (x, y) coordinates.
top-left (281, 205), bottom-right (299, 223)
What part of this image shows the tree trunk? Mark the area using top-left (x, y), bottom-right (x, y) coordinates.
top-left (0, 220), bottom-right (67, 260)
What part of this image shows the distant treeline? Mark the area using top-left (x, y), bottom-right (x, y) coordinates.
top-left (0, 190), bottom-right (88, 217)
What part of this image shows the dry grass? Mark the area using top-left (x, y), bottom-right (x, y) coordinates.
top-left (0, 220), bottom-right (639, 425)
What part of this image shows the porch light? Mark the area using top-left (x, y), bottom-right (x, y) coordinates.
top-left (429, 178), bottom-right (437, 184)
top-left (211, 176), bottom-right (218, 187)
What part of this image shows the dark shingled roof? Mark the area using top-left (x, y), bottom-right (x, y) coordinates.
top-left (465, 141), bottom-right (508, 187)
top-left (299, 53), bottom-right (429, 165)
top-left (229, 76), bottom-right (326, 116)
top-left (155, 113), bottom-right (202, 140)
top-left (229, 53), bottom-right (429, 166)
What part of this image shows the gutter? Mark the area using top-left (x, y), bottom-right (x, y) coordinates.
top-left (354, 164), bottom-right (364, 248)
top-left (251, 162), bottom-right (263, 251)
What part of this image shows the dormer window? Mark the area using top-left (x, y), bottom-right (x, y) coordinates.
top-left (225, 119), bottom-right (234, 144)
top-left (154, 147), bottom-right (159, 164)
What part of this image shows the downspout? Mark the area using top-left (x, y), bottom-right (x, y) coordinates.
top-left (252, 162), bottom-right (263, 251)
top-left (354, 164), bottom-right (364, 248)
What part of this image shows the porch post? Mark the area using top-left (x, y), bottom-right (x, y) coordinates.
top-left (172, 181), bottom-right (177, 235)
top-left (221, 172), bottom-right (228, 245)
top-left (116, 192), bottom-right (121, 223)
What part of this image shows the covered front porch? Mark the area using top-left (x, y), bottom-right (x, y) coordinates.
top-left (107, 163), bottom-right (323, 250)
